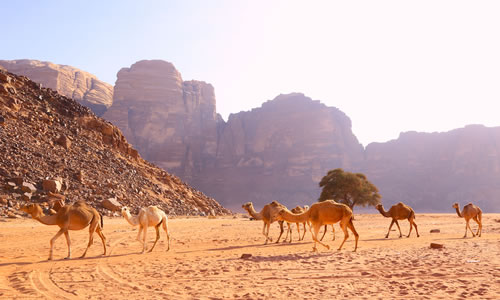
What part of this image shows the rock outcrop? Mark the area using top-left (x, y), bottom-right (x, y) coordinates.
top-left (0, 59), bottom-right (113, 116)
top-left (197, 93), bottom-right (364, 208)
top-left (103, 60), bottom-right (219, 183)
top-left (0, 69), bottom-right (229, 218)
top-left (360, 125), bottom-right (500, 212)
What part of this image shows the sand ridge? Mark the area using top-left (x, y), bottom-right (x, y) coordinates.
top-left (0, 213), bottom-right (499, 299)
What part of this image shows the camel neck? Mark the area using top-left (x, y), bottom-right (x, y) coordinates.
top-left (454, 206), bottom-right (463, 218)
top-left (245, 206), bottom-right (263, 220)
top-left (123, 211), bottom-right (140, 226)
top-left (35, 214), bottom-right (58, 226)
top-left (377, 206), bottom-right (391, 218)
top-left (280, 209), bottom-right (309, 223)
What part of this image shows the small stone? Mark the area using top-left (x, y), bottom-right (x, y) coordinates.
top-left (430, 243), bottom-right (444, 249)
top-left (240, 253), bottom-right (252, 259)
top-left (42, 179), bottom-right (62, 193)
top-left (8, 177), bottom-right (23, 185)
top-left (55, 135), bottom-right (71, 149)
top-left (21, 193), bottom-right (32, 201)
top-left (430, 229), bottom-right (440, 233)
top-left (21, 182), bottom-right (37, 193)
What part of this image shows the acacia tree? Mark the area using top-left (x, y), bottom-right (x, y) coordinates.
top-left (318, 168), bottom-right (381, 211)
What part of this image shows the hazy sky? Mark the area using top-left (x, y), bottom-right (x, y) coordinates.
top-left (2, 1), bottom-right (500, 146)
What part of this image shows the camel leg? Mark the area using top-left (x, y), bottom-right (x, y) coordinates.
top-left (148, 223), bottom-right (161, 252)
top-left (162, 218), bottom-right (170, 251)
top-left (476, 213), bottom-right (482, 237)
top-left (142, 226), bottom-right (148, 253)
top-left (466, 219), bottom-right (475, 237)
top-left (96, 228), bottom-right (107, 256)
top-left (411, 219), bottom-right (419, 237)
top-left (311, 223), bottom-right (330, 251)
top-left (394, 220), bottom-right (403, 238)
top-left (295, 222), bottom-right (300, 242)
top-left (347, 218), bottom-right (359, 252)
top-left (320, 225), bottom-right (328, 241)
top-left (262, 222), bottom-right (270, 244)
top-left (275, 221), bottom-right (284, 243)
top-left (331, 224), bottom-right (336, 241)
top-left (136, 225), bottom-right (143, 244)
top-left (337, 220), bottom-right (350, 251)
top-left (301, 223), bottom-right (307, 241)
top-left (288, 223), bottom-right (292, 243)
top-left (81, 222), bottom-right (98, 258)
top-left (407, 219), bottom-right (413, 238)
top-left (63, 231), bottom-right (71, 259)
top-left (385, 220), bottom-right (395, 238)
top-left (283, 222), bottom-right (290, 243)
top-left (49, 229), bottom-right (65, 260)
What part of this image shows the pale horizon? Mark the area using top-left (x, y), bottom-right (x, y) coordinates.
top-left (2, 0), bottom-right (500, 146)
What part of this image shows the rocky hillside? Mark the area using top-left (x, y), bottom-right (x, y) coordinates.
top-left (360, 125), bottom-right (500, 212)
top-left (0, 69), bottom-right (230, 218)
top-left (103, 60), bottom-right (220, 183)
top-left (0, 60), bottom-right (113, 116)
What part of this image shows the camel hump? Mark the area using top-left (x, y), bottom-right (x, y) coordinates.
top-left (397, 202), bottom-right (405, 206)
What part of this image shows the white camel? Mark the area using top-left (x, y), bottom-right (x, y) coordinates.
top-left (121, 206), bottom-right (170, 253)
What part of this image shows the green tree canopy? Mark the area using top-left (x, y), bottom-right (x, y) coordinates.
top-left (318, 168), bottom-right (381, 210)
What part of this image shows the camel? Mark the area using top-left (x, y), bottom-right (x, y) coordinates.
top-left (375, 202), bottom-right (419, 238)
top-left (121, 206), bottom-right (171, 253)
top-left (452, 203), bottom-right (482, 238)
top-left (283, 206), bottom-right (308, 243)
top-left (20, 201), bottom-right (106, 260)
top-left (320, 225), bottom-right (336, 241)
top-left (276, 200), bottom-right (359, 252)
top-left (242, 201), bottom-right (286, 244)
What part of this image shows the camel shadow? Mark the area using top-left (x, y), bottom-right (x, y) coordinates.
top-left (363, 237), bottom-right (403, 242)
top-left (229, 252), bottom-right (333, 263)
top-left (0, 252), bottom-right (134, 267)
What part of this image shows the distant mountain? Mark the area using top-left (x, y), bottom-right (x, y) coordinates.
top-left (0, 59), bottom-right (113, 116)
top-left (360, 125), bottom-right (500, 212)
top-left (0, 68), bottom-right (229, 217)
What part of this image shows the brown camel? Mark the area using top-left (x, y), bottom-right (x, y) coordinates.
top-left (276, 200), bottom-right (359, 252)
top-left (453, 203), bottom-right (482, 238)
top-left (375, 202), bottom-right (419, 238)
top-left (242, 201), bottom-right (286, 244)
top-left (20, 201), bottom-right (106, 260)
top-left (283, 206), bottom-right (308, 243)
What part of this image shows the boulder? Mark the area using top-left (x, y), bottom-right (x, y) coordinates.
top-left (56, 135), bottom-right (71, 149)
top-left (8, 177), bottom-right (23, 185)
top-left (42, 179), bottom-right (62, 193)
top-left (21, 193), bottom-right (32, 201)
top-left (101, 197), bottom-right (122, 211)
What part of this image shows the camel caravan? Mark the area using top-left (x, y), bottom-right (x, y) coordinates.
top-left (18, 199), bottom-right (482, 260)
top-left (242, 200), bottom-right (484, 253)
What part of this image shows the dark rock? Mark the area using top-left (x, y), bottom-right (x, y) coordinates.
top-left (240, 254), bottom-right (252, 259)
top-left (430, 229), bottom-right (440, 233)
top-left (430, 243), bottom-right (444, 249)
top-left (101, 197), bottom-right (122, 211)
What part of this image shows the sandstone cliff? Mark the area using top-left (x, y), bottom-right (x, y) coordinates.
top-left (0, 69), bottom-right (229, 217)
top-left (360, 125), bottom-right (500, 212)
top-left (195, 93), bottom-right (365, 209)
top-left (103, 60), bottom-right (219, 183)
top-left (0, 60), bottom-right (113, 116)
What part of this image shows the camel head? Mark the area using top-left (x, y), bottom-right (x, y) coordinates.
top-left (452, 203), bottom-right (459, 209)
top-left (20, 203), bottom-right (43, 218)
top-left (121, 206), bottom-right (131, 216)
top-left (241, 202), bottom-right (252, 210)
top-left (375, 204), bottom-right (383, 210)
top-left (303, 205), bottom-right (310, 211)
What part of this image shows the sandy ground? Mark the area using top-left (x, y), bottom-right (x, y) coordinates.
top-left (0, 213), bottom-right (499, 299)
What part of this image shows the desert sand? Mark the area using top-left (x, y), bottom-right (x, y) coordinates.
top-left (0, 213), bottom-right (499, 299)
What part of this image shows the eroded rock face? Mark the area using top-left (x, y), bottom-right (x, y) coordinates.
top-left (0, 59), bottom-right (113, 116)
top-left (103, 60), bottom-right (219, 182)
top-left (196, 93), bottom-right (364, 209)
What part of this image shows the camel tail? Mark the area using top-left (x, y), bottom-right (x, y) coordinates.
top-left (100, 212), bottom-right (104, 229)
top-left (411, 210), bottom-right (416, 219)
